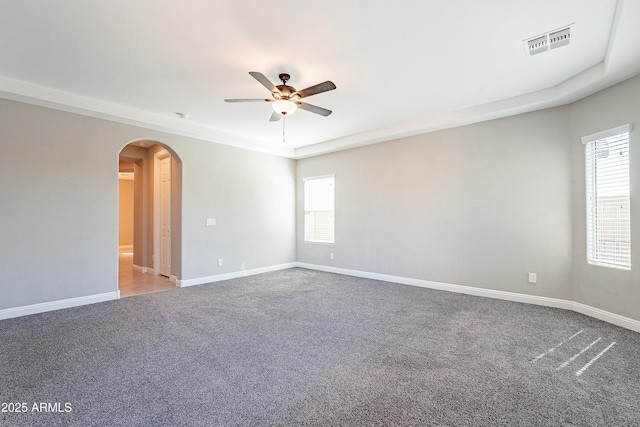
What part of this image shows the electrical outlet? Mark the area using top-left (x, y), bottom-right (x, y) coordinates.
top-left (330, 253), bottom-right (334, 260)
top-left (528, 272), bottom-right (537, 284)
top-left (206, 218), bottom-right (216, 226)
top-left (218, 258), bottom-right (223, 267)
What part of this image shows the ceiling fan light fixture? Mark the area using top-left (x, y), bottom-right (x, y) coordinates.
top-left (272, 99), bottom-right (297, 115)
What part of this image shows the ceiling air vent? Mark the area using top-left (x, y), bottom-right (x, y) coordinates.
top-left (527, 35), bottom-right (548, 56)
top-left (524, 24), bottom-right (573, 57)
top-left (549, 27), bottom-right (571, 49)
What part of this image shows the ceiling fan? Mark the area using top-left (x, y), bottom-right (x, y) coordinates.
top-left (225, 72), bottom-right (336, 122)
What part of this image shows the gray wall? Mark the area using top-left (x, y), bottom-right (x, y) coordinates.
top-left (570, 74), bottom-right (640, 320)
top-left (0, 98), bottom-right (296, 310)
top-left (1, 74), bottom-right (638, 322)
top-left (297, 107), bottom-right (574, 300)
top-left (297, 74), bottom-right (640, 322)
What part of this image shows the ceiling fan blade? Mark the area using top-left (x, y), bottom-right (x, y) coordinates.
top-left (295, 81), bottom-right (336, 99)
top-left (249, 71), bottom-right (281, 97)
top-left (297, 102), bottom-right (332, 117)
top-left (224, 98), bottom-right (270, 102)
top-left (269, 111), bottom-right (281, 122)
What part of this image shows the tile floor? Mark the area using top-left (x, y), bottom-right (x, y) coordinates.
top-left (118, 249), bottom-right (176, 297)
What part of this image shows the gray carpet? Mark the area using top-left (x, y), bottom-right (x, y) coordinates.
top-left (1, 268), bottom-right (639, 426)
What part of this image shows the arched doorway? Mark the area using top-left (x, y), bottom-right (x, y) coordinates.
top-left (118, 140), bottom-right (182, 297)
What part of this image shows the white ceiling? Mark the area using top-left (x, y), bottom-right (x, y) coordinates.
top-left (1, 1), bottom-right (639, 158)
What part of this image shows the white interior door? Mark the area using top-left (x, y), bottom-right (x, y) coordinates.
top-left (159, 155), bottom-right (171, 277)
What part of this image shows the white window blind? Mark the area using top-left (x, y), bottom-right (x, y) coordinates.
top-left (584, 125), bottom-right (631, 270)
top-left (304, 175), bottom-right (335, 243)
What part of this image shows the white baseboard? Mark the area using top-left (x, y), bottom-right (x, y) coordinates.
top-left (133, 264), bottom-right (169, 279)
top-left (0, 263), bottom-right (296, 320)
top-left (572, 302), bottom-right (640, 333)
top-left (3, 263), bottom-right (638, 334)
top-left (296, 263), bottom-right (640, 333)
top-left (295, 263), bottom-right (574, 310)
top-left (0, 291), bottom-right (120, 321)
top-left (132, 264), bottom-right (147, 273)
top-left (177, 263), bottom-right (298, 288)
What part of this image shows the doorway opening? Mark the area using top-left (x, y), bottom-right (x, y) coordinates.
top-left (118, 141), bottom-right (182, 297)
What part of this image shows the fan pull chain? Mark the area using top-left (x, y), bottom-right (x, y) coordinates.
top-left (282, 114), bottom-right (286, 144)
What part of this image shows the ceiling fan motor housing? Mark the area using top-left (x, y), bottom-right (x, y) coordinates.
top-left (275, 84), bottom-right (297, 99)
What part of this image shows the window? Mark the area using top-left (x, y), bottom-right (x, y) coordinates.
top-left (583, 124), bottom-right (631, 269)
top-left (304, 175), bottom-right (335, 243)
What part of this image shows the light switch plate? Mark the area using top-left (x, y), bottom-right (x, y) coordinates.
top-left (206, 218), bottom-right (216, 226)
